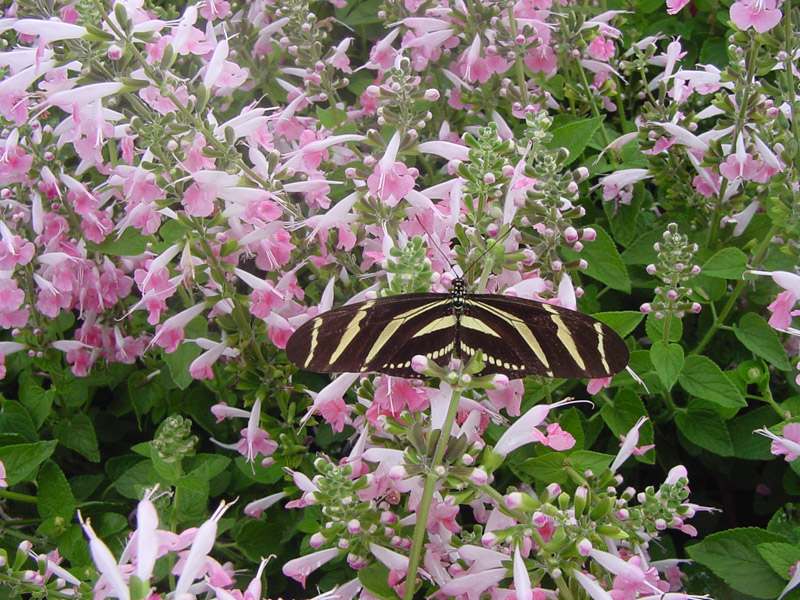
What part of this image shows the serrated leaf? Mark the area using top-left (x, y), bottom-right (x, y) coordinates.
top-left (650, 343), bottom-right (684, 391)
top-left (758, 542), bottom-right (800, 579)
top-left (37, 460), bottom-right (76, 522)
top-left (563, 226), bottom-right (630, 292)
top-left (546, 116), bottom-right (605, 164)
top-left (53, 413), bottom-right (100, 462)
top-left (0, 440), bottom-right (57, 486)
top-left (702, 247), bottom-right (749, 279)
top-left (85, 227), bottom-right (148, 256)
top-left (734, 313), bottom-right (792, 371)
top-left (676, 401), bottom-right (734, 456)
top-left (687, 528), bottom-right (788, 598)
top-left (593, 311), bottom-right (643, 338)
top-left (678, 355), bottom-right (746, 408)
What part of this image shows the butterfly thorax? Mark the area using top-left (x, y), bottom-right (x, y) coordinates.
top-left (449, 277), bottom-right (468, 316)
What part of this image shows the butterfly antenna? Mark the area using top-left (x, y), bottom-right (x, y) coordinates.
top-left (462, 224), bottom-right (516, 288)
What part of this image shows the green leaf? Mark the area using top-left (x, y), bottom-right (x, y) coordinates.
top-left (547, 116), bottom-right (605, 164)
top-left (515, 453), bottom-right (570, 485)
top-left (687, 528), bottom-right (788, 598)
top-left (645, 313), bottom-right (682, 344)
top-left (593, 311), bottom-right (644, 338)
top-left (678, 355), bottom-right (747, 408)
top-left (676, 400), bottom-right (734, 456)
top-left (162, 316), bottom-right (207, 389)
top-left (338, 0), bottom-right (383, 26)
top-left (734, 313), bottom-right (792, 371)
top-left (37, 460), bottom-right (76, 522)
top-left (563, 226), bottom-right (630, 292)
top-left (18, 371), bottom-right (55, 431)
top-left (728, 406), bottom-right (780, 460)
top-left (359, 562), bottom-right (399, 600)
top-left (163, 341), bottom-right (202, 390)
top-left (0, 440), bottom-right (57, 486)
top-left (56, 374), bottom-right (91, 407)
top-left (568, 450), bottom-right (614, 473)
top-left (650, 343), bottom-right (684, 391)
top-left (758, 542), bottom-right (800, 579)
top-left (0, 399), bottom-right (38, 443)
top-left (599, 391), bottom-right (653, 463)
top-left (53, 413), bottom-right (100, 462)
top-left (86, 227), bottom-right (148, 256)
top-left (701, 247), bottom-right (749, 279)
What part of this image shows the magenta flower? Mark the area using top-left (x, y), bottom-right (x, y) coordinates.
top-left (730, 0), bottom-right (783, 32)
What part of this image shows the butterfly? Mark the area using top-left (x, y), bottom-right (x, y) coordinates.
top-left (285, 276), bottom-right (628, 380)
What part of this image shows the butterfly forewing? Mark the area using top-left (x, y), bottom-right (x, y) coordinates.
top-left (460, 295), bottom-right (629, 379)
top-left (285, 293), bottom-right (457, 378)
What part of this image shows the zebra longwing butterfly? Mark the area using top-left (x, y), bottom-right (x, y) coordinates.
top-left (285, 277), bottom-right (629, 380)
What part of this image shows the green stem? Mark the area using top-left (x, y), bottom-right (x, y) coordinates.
top-left (692, 223), bottom-right (781, 355)
top-left (403, 386), bottom-right (463, 600)
top-left (0, 488), bottom-right (37, 503)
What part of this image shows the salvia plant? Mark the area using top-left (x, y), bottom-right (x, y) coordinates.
top-left (1, 1), bottom-right (800, 600)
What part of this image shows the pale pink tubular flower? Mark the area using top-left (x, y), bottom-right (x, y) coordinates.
top-left (513, 544), bottom-right (533, 600)
top-left (282, 547), bottom-right (340, 587)
top-left (150, 302), bottom-right (206, 353)
top-left (78, 511), bottom-right (131, 600)
top-left (494, 399), bottom-right (592, 456)
top-left (416, 140), bottom-right (470, 162)
top-left (135, 487), bottom-right (160, 582)
top-left (46, 82), bottom-right (124, 110)
top-left (747, 270), bottom-right (800, 330)
top-left (0, 458), bottom-right (6, 488)
top-left (572, 568), bottom-right (614, 600)
top-left (666, 0), bottom-right (691, 14)
top-left (174, 499), bottom-right (235, 598)
top-left (730, 0), bottom-right (783, 33)
top-left (754, 424), bottom-right (800, 462)
top-left (301, 372), bottom-right (359, 426)
top-left (610, 416), bottom-right (650, 471)
top-left (439, 568), bottom-right (508, 599)
top-left (589, 547), bottom-right (662, 593)
top-left (13, 19), bottom-right (87, 44)
top-left (242, 396), bottom-right (263, 464)
top-left (778, 560), bottom-right (800, 600)
top-left (244, 491), bottom-right (287, 518)
top-left (189, 337), bottom-right (233, 380)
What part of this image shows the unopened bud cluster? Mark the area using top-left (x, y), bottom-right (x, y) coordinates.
top-left (152, 415), bottom-right (198, 463)
top-left (640, 223), bottom-right (702, 318)
top-left (489, 466), bottom-right (702, 577)
top-left (516, 113), bottom-right (596, 288)
top-left (369, 57), bottom-right (437, 132)
top-left (303, 457), bottom-right (407, 566)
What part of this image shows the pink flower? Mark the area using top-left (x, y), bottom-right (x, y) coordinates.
top-left (0, 458), bottom-right (6, 487)
top-left (755, 424), bottom-right (800, 462)
top-left (533, 423), bottom-right (576, 451)
top-left (588, 36), bottom-right (615, 60)
top-left (666, 0), bottom-right (691, 13)
top-left (730, 0), bottom-right (783, 32)
top-left (282, 548), bottom-right (340, 588)
top-left (767, 290), bottom-right (797, 329)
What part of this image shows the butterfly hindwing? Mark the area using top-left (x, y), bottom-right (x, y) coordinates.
top-left (461, 295), bottom-right (629, 379)
top-left (285, 293), bottom-right (455, 378)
